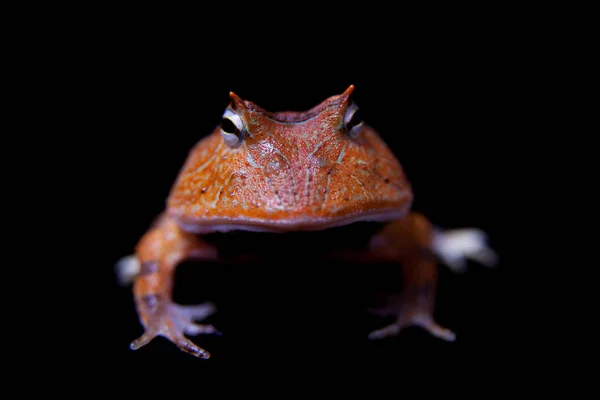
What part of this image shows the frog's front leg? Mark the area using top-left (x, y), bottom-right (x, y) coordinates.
top-left (366, 212), bottom-right (457, 342)
top-left (116, 213), bottom-right (219, 358)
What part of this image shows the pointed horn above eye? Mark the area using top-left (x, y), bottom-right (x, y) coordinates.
top-left (229, 91), bottom-right (246, 110)
top-left (339, 84), bottom-right (355, 103)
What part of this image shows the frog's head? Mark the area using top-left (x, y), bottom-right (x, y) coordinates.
top-left (167, 85), bottom-right (413, 233)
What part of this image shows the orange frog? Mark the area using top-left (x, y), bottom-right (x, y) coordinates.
top-left (116, 85), bottom-right (498, 358)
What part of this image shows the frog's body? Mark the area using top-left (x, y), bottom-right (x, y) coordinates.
top-left (116, 86), bottom-right (497, 358)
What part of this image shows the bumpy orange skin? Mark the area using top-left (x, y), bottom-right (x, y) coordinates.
top-left (166, 86), bottom-right (413, 232)
top-left (125, 86), bottom-right (462, 359)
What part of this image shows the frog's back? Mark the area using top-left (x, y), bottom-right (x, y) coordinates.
top-left (166, 86), bottom-right (413, 233)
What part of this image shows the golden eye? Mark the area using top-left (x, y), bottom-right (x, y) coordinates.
top-left (220, 109), bottom-right (245, 147)
top-left (344, 102), bottom-right (364, 138)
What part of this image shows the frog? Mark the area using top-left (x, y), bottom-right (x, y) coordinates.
top-left (116, 85), bottom-right (498, 359)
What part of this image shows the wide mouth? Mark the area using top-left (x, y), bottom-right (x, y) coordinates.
top-left (173, 207), bottom-right (408, 234)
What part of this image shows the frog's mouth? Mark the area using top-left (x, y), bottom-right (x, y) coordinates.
top-left (172, 207), bottom-right (409, 234)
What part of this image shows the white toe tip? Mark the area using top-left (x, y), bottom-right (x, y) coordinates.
top-left (433, 228), bottom-right (499, 272)
top-left (115, 254), bottom-right (141, 286)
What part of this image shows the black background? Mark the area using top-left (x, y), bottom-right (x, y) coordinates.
top-left (48, 14), bottom-right (533, 391)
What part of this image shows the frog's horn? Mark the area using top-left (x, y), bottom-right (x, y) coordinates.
top-left (229, 91), bottom-right (247, 111)
top-left (339, 84), bottom-right (355, 103)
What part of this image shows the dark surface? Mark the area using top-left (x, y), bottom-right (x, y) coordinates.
top-left (52, 22), bottom-right (530, 390)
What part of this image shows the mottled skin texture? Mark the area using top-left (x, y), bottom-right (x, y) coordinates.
top-left (128, 86), bottom-right (456, 359)
top-left (168, 86), bottom-right (411, 232)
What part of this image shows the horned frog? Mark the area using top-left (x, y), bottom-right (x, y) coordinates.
top-left (116, 85), bottom-right (497, 358)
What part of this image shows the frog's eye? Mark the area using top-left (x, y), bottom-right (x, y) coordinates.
top-left (220, 109), bottom-right (245, 147)
top-left (344, 102), bottom-right (364, 138)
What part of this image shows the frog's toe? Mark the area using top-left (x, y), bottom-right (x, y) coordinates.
top-left (419, 320), bottom-right (456, 341)
top-left (171, 302), bottom-right (221, 337)
top-left (368, 323), bottom-right (401, 340)
top-left (115, 254), bottom-right (140, 286)
top-left (184, 322), bottom-right (220, 336)
top-left (130, 301), bottom-right (219, 358)
top-left (130, 328), bottom-right (211, 359)
top-left (130, 328), bottom-right (158, 350)
top-left (368, 314), bottom-right (456, 342)
top-left (366, 264), bottom-right (457, 343)
top-left (432, 228), bottom-right (498, 273)
top-left (174, 302), bottom-right (217, 322)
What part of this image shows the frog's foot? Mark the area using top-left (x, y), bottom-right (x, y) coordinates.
top-left (131, 299), bottom-right (219, 359)
top-left (368, 308), bottom-right (456, 342)
top-left (432, 228), bottom-right (499, 273)
top-left (369, 316), bottom-right (456, 342)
